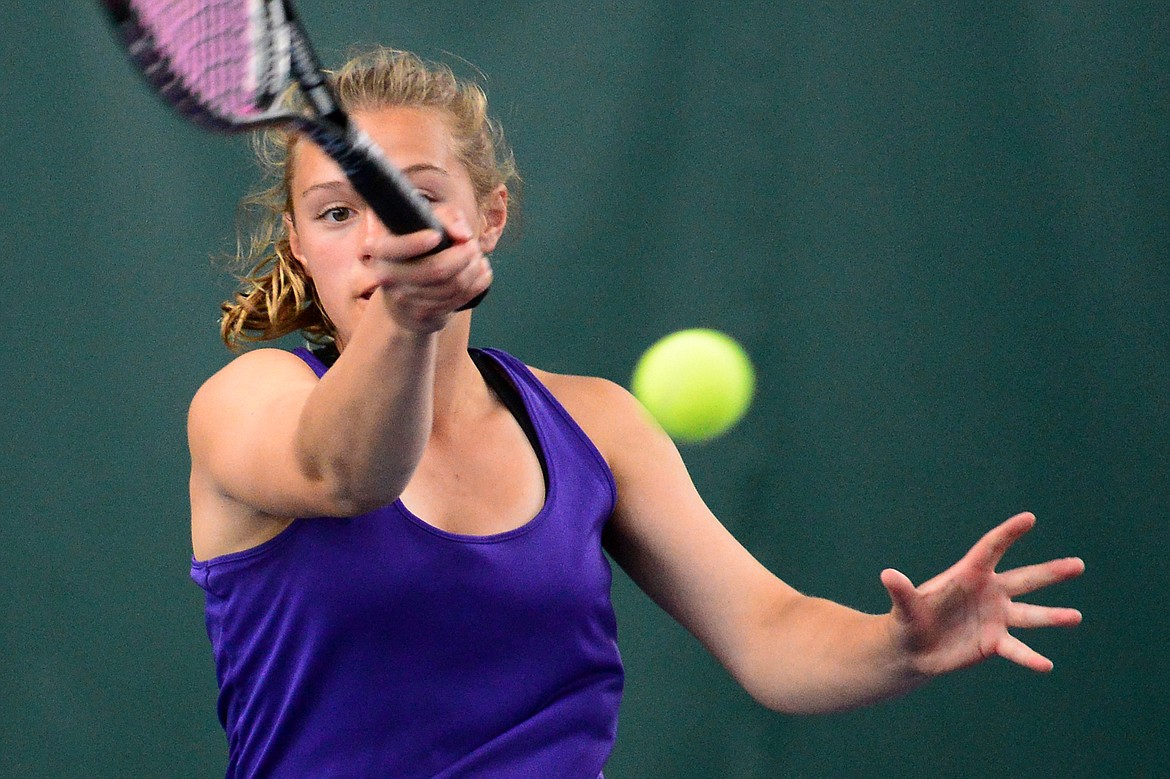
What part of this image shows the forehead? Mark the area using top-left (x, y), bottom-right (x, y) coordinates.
top-left (292, 106), bottom-right (457, 184)
top-left (354, 106), bottom-right (456, 163)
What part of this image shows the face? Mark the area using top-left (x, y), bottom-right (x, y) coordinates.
top-left (285, 106), bottom-right (506, 345)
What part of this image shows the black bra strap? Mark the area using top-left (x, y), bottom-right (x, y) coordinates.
top-left (308, 341), bottom-right (340, 368)
top-left (470, 349), bottom-right (549, 490)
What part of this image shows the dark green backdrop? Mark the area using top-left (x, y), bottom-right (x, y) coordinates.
top-left (2, 2), bottom-right (1166, 776)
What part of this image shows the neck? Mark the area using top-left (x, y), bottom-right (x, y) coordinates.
top-left (429, 312), bottom-right (492, 434)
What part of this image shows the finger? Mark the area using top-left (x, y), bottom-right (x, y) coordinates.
top-left (399, 249), bottom-right (491, 315)
top-left (995, 633), bottom-right (1054, 672)
top-left (395, 227), bottom-right (446, 260)
top-left (447, 215), bottom-right (474, 242)
top-left (396, 243), bottom-right (481, 291)
top-left (998, 557), bottom-right (1085, 598)
top-left (431, 210), bottom-right (474, 243)
top-left (443, 250), bottom-right (492, 304)
top-left (457, 257), bottom-right (493, 307)
top-left (395, 213), bottom-right (472, 264)
top-left (1007, 601), bottom-right (1084, 629)
top-left (426, 251), bottom-right (491, 310)
top-left (967, 512), bottom-right (1036, 572)
top-left (880, 568), bottom-right (918, 618)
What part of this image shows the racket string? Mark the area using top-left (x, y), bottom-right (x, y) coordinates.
top-left (129, 0), bottom-right (282, 119)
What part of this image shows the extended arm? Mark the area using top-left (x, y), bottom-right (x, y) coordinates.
top-left (567, 380), bottom-right (1083, 714)
top-left (188, 216), bottom-right (490, 521)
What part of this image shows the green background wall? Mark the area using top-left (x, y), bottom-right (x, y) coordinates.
top-left (2, 2), bottom-right (1166, 776)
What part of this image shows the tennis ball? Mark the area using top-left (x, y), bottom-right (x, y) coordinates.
top-left (631, 328), bottom-right (755, 443)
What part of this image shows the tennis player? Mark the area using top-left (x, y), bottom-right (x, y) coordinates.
top-left (187, 48), bottom-right (1084, 778)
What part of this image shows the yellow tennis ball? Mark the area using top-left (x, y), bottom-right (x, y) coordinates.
top-left (631, 329), bottom-right (755, 443)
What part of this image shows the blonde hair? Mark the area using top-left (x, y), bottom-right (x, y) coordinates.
top-left (220, 48), bottom-right (519, 349)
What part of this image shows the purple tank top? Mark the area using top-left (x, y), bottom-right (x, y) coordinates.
top-left (191, 347), bottom-right (623, 778)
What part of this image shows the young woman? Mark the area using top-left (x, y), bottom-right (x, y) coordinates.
top-left (187, 48), bottom-right (1084, 778)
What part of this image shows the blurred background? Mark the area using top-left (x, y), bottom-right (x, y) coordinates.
top-left (2, 1), bottom-right (1166, 776)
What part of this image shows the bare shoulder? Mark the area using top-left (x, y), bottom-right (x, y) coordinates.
top-left (190, 348), bottom-right (315, 426)
top-left (529, 365), bottom-right (664, 466)
top-left (187, 348), bottom-right (320, 560)
top-left (187, 347), bottom-right (319, 477)
top-left (192, 347), bottom-right (316, 404)
top-left (531, 366), bottom-right (634, 418)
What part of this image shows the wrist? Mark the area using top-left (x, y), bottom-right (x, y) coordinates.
top-left (340, 301), bottom-right (438, 364)
top-left (880, 611), bottom-right (935, 685)
top-left (369, 285), bottom-right (456, 335)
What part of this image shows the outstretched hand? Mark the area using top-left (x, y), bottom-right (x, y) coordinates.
top-left (880, 512), bottom-right (1084, 676)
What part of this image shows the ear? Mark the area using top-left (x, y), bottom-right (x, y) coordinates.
top-left (477, 186), bottom-right (508, 254)
top-left (284, 213), bottom-right (309, 275)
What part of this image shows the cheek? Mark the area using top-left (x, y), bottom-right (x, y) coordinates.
top-left (289, 242), bottom-right (341, 304)
top-left (308, 277), bottom-right (355, 333)
top-left (306, 269), bottom-right (347, 308)
top-left (294, 230), bottom-right (345, 275)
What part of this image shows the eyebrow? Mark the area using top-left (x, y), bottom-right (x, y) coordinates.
top-left (299, 164), bottom-right (450, 199)
top-left (403, 163), bottom-right (450, 177)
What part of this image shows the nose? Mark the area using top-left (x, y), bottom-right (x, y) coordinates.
top-left (358, 208), bottom-right (397, 263)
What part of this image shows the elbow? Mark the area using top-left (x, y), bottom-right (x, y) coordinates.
top-left (301, 454), bottom-right (414, 517)
top-left (324, 489), bottom-right (399, 518)
top-left (744, 685), bottom-right (841, 716)
top-left (732, 658), bottom-right (854, 715)
top-left (714, 635), bottom-right (805, 715)
top-left (291, 400), bottom-right (430, 517)
top-left (733, 665), bottom-right (809, 716)
top-left (319, 474), bottom-right (409, 517)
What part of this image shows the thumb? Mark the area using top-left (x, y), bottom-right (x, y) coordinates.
top-left (881, 568), bottom-right (917, 618)
top-left (398, 227), bottom-right (446, 260)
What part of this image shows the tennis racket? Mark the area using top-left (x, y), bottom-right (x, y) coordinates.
top-left (101, 0), bottom-right (487, 309)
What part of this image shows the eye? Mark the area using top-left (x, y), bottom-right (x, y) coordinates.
top-left (319, 206), bottom-right (355, 223)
